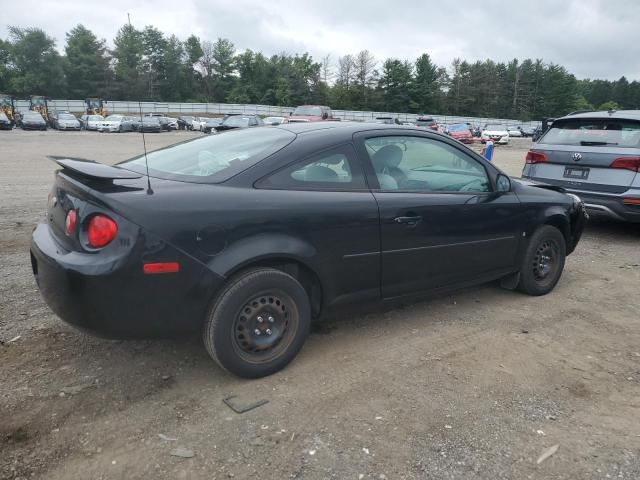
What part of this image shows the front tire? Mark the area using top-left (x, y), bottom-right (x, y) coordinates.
top-left (203, 268), bottom-right (311, 378)
top-left (517, 225), bottom-right (566, 296)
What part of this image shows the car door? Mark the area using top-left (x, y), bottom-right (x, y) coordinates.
top-left (255, 144), bottom-right (381, 307)
top-left (355, 131), bottom-right (524, 298)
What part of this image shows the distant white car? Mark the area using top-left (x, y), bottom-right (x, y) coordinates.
top-left (98, 115), bottom-right (125, 133)
top-left (165, 117), bottom-right (179, 130)
top-left (81, 114), bottom-right (104, 131)
top-left (192, 117), bottom-right (207, 131)
top-left (481, 124), bottom-right (510, 144)
top-left (507, 127), bottom-right (523, 137)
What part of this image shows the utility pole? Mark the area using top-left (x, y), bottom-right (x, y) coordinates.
top-left (127, 13), bottom-right (131, 26)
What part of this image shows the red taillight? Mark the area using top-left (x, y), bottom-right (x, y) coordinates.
top-left (623, 198), bottom-right (640, 205)
top-left (610, 157), bottom-right (640, 172)
top-left (65, 209), bottom-right (77, 235)
top-left (143, 262), bottom-right (180, 274)
top-left (526, 151), bottom-right (548, 164)
top-left (87, 214), bottom-right (118, 248)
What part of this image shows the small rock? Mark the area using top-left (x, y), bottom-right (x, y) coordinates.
top-left (158, 433), bottom-right (177, 441)
top-left (308, 449), bottom-right (316, 456)
top-left (161, 375), bottom-right (171, 381)
top-left (362, 447), bottom-right (370, 455)
top-left (536, 444), bottom-right (559, 464)
top-left (170, 447), bottom-right (194, 458)
top-left (444, 425), bottom-right (452, 429)
top-left (61, 382), bottom-right (95, 395)
top-left (521, 329), bottom-right (529, 334)
top-left (7, 335), bottom-right (21, 343)
top-left (536, 430), bottom-right (546, 436)
top-left (545, 415), bottom-right (557, 421)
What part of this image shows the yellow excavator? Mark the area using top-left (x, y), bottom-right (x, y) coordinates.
top-left (86, 98), bottom-right (107, 116)
top-left (29, 95), bottom-right (50, 123)
top-left (0, 93), bottom-right (16, 127)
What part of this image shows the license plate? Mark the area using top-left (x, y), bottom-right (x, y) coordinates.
top-left (563, 167), bottom-right (589, 179)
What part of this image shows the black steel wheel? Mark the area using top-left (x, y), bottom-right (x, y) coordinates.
top-left (517, 225), bottom-right (566, 296)
top-left (203, 268), bottom-right (311, 378)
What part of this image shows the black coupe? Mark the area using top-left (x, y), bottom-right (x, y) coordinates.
top-left (31, 123), bottom-right (587, 378)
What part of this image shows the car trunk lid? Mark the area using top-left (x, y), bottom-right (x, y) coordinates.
top-left (527, 145), bottom-right (638, 194)
top-left (46, 157), bottom-right (144, 252)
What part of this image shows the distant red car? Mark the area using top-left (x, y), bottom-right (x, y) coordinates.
top-left (415, 116), bottom-right (438, 131)
top-left (289, 105), bottom-right (334, 123)
top-left (447, 123), bottom-right (474, 144)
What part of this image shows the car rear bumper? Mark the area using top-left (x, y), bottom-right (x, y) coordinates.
top-left (30, 222), bottom-right (223, 337)
top-left (521, 174), bottom-right (640, 222)
top-left (574, 192), bottom-right (640, 222)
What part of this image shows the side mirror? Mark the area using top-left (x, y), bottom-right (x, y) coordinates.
top-left (496, 174), bottom-right (511, 193)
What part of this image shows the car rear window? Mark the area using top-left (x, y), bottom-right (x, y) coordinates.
top-left (118, 128), bottom-right (295, 183)
top-left (540, 118), bottom-right (640, 148)
top-left (293, 106), bottom-right (322, 116)
top-left (416, 119), bottom-right (435, 126)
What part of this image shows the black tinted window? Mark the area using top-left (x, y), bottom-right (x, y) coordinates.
top-left (119, 128), bottom-right (295, 183)
top-left (540, 118), bottom-right (640, 148)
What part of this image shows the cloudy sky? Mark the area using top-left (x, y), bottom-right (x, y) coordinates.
top-left (2, 0), bottom-right (639, 80)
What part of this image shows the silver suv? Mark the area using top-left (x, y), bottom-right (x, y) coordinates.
top-left (522, 110), bottom-right (640, 222)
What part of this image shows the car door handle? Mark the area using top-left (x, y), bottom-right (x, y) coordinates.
top-left (394, 216), bottom-right (422, 226)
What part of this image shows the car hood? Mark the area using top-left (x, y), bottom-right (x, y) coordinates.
top-left (102, 120), bottom-right (122, 125)
top-left (289, 115), bottom-right (321, 122)
top-left (483, 130), bottom-right (508, 136)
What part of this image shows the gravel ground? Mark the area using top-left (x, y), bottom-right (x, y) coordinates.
top-left (1, 130), bottom-right (639, 480)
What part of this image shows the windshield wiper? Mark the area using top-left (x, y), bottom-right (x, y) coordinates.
top-left (580, 141), bottom-right (618, 146)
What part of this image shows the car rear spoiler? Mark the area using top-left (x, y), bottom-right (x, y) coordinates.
top-left (49, 156), bottom-right (142, 180)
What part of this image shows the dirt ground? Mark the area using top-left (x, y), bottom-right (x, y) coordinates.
top-left (1, 130), bottom-right (639, 480)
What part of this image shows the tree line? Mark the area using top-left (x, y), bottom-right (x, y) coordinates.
top-left (1, 24), bottom-right (639, 120)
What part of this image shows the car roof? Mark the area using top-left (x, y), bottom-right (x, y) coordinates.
top-left (558, 109), bottom-right (640, 121)
top-left (273, 121), bottom-right (453, 141)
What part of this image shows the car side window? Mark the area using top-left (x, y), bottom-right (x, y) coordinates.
top-left (364, 136), bottom-right (491, 193)
top-left (257, 145), bottom-right (366, 190)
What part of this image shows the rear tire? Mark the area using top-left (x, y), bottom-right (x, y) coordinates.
top-left (203, 268), bottom-right (311, 378)
top-left (517, 225), bottom-right (566, 296)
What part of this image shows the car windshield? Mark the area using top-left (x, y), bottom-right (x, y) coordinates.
top-left (539, 118), bottom-right (640, 148)
top-left (24, 113), bottom-right (41, 119)
top-left (105, 115), bottom-right (123, 121)
top-left (119, 128), bottom-right (295, 183)
top-left (59, 114), bottom-right (76, 120)
top-left (88, 115), bottom-right (103, 121)
top-left (485, 124), bottom-right (507, 130)
top-left (448, 124), bottom-right (469, 132)
top-left (142, 117), bottom-right (159, 124)
top-left (293, 106), bottom-right (322, 116)
top-left (223, 116), bottom-right (250, 127)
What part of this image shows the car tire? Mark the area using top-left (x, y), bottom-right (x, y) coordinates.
top-left (517, 225), bottom-right (566, 296)
top-left (203, 268), bottom-right (311, 378)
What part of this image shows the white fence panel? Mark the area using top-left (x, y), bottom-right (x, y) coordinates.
top-left (10, 98), bottom-right (540, 127)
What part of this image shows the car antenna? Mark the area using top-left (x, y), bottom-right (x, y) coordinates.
top-left (138, 101), bottom-right (154, 195)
